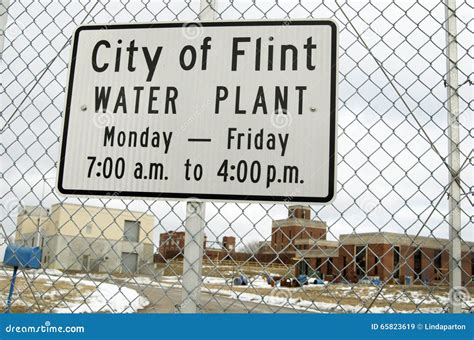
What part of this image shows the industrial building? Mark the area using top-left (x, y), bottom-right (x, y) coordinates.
top-left (295, 232), bottom-right (474, 285)
top-left (156, 231), bottom-right (236, 262)
top-left (263, 205), bottom-right (473, 285)
top-left (15, 203), bottom-right (155, 274)
top-left (158, 230), bottom-right (207, 257)
top-left (269, 205), bottom-right (331, 254)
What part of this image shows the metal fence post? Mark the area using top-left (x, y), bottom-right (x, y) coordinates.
top-left (444, 0), bottom-right (462, 314)
top-left (1, 0), bottom-right (472, 316)
top-left (180, 201), bottom-right (206, 313)
top-left (0, 0), bottom-right (10, 60)
top-left (179, 0), bottom-right (215, 314)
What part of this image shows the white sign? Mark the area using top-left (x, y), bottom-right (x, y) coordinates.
top-left (57, 20), bottom-right (338, 203)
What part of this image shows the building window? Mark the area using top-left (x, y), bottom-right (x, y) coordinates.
top-left (343, 256), bottom-right (347, 277)
top-left (471, 253), bottom-right (474, 277)
top-left (355, 246), bottom-right (367, 278)
top-left (374, 256), bottom-right (379, 275)
top-left (124, 220), bottom-right (140, 242)
top-left (434, 250), bottom-right (442, 270)
top-left (414, 249), bottom-right (423, 280)
top-left (82, 255), bottom-right (90, 271)
top-left (327, 258), bottom-right (333, 276)
top-left (316, 258), bottom-right (322, 270)
top-left (298, 261), bottom-right (310, 275)
top-left (393, 246), bottom-right (400, 279)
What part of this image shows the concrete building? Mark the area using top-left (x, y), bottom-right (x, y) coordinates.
top-left (16, 203), bottom-right (155, 274)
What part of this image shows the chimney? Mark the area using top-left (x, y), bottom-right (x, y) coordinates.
top-left (222, 236), bottom-right (236, 251)
top-left (288, 205), bottom-right (311, 220)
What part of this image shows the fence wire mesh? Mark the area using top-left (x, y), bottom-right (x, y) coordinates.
top-left (0, 0), bottom-right (473, 314)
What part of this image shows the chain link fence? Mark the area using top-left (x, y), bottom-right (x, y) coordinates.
top-left (0, 0), bottom-right (472, 314)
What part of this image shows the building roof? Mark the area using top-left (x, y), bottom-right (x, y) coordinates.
top-left (288, 205), bottom-right (310, 210)
top-left (19, 203), bottom-right (154, 218)
top-left (294, 239), bottom-right (338, 247)
top-left (340, 232), bottom-right (473, 251)
top-left (49, 202), bottom-right (153, 217)
top-left (272, 218), bottom-right (327, 229)
top-left (18, 205), bottom-right (49, 216)
top-left (294, 248), bottom-right (340, 259)
top-left (293, 239), bottom-right (339, 259)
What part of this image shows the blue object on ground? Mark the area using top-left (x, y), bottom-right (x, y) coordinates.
top-left (372, 278), bottom-right (381, 286)
top-left (233, 275), bottom-right (248, 286)
top-left (405, 276), bottom-right (412, 285)
top-left (3, 245), bottom-right (42, 269)
top-left (3, 245), bottom-right (42, 313)
top-left (297, 275), bottom-right (308, 285)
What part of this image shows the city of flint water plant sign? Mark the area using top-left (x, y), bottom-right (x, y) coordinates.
top-left (57, 20), bottom-right (338, 204)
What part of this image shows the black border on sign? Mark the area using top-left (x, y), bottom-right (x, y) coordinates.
top-left (57, 20), bottom-right (338, 203)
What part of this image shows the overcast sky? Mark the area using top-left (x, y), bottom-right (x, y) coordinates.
top-left (1, 0), bottom-right (472, 256)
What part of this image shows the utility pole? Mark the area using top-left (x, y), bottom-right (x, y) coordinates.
top-left (444, 0), bottom-right (462, 314)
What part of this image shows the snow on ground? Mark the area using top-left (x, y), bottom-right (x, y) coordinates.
top-left (52, 280), bottom-right (149, 313)
top-left (156, 275), bottom-right (473, 313)
top-left (204, 288), bottom-right (445, 313)
top-left (0, 269), bottom-right (149, 313)
top-left (157, 274), bottom-right (271, 289)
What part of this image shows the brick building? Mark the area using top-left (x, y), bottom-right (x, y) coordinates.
top-left (222, 236), bottom-right (236, 251)
top-left (155, 232), bottom-right (294, 265)
top-left (295, 232), bottom-right (474, 285)
top-left (157, 231), bottom-right (236, 262)
top-left (158, 230), bottom-right (207, 256)
top-left (156, 206), bottom-right (473, 286)
top-left (268, 205), bottom-right (330, 254)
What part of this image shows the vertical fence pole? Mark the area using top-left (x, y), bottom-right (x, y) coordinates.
top-left (5, 266), bottom-right (18, 313)
top-left (179, 0), bottom-right (215, 314)
top-left (444, 0), bottom-right (462, 313)
top-left (0, 0), bottom-right (10, 60)
top-left (181, 201), bottom-right (206, 313)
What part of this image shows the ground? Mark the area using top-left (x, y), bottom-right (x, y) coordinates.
top-left (156, 275), bottom-right (474, 313)
top-left (1, 267), bottom-right (472, 313)
top-left (0, 268), bottom-right (148, 313)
